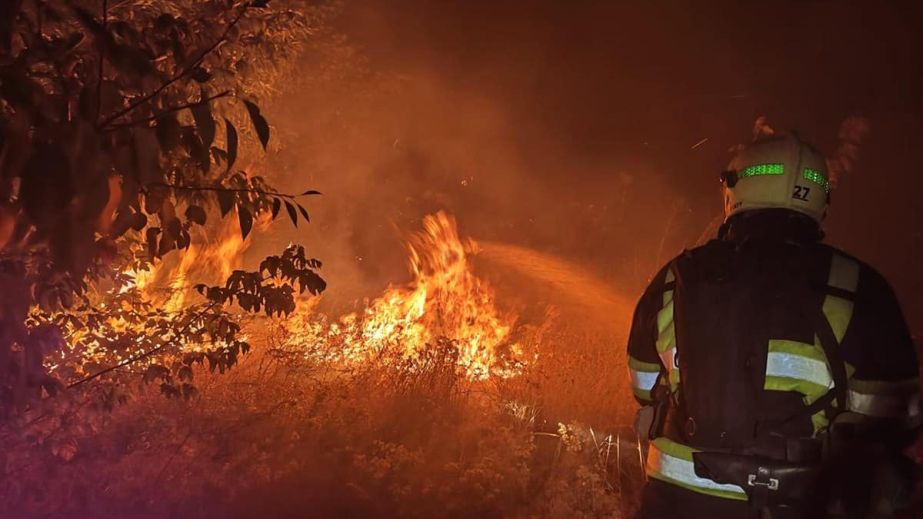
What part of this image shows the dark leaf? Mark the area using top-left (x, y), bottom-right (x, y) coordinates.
top-left (169, 28), bottom-right (186, 64)
top-left (157, 230), bottom-right (175, 256)
top-left (181, 383), bottom-right (197, 400)
top-left (154, 14), bottom-right (175, 31)
top-left (20, 143), bottom-right (73, 226)
top-left (284, 200), bottom-right (298, 227)
top-left (71, 5), bottom-right (106, 38)
top-left (271, 197), bottom-right (281, 220)
top-left (146, 228), bottom-right (160, 260)
top-left (296, 203), bottom-right (310, 222)
top-left (185, 205), bottom-right (207, 225)
top-left (217, 190), bottom-right (235, 217)
top-left (180, 127), bottom-right (209, 171)
top-left (300, 189), bottom-right (322, 196)
top-left (108, 42), bottom-right (155, 77)
top-left (251, 0), bottom-right (270, 8)
top-left (210, 147), bottom-right (228, 164)
top-left (238, 206), bottom-right (253, 239)
top-left (133, 128), bottom-right (161, 184)
top-left (143, 364), bottom-right (170, 384)
top-left (160, 382), bottom-right (180, 398)
top-left (242, 100), bottom-right (269, 150)
top-left (177, 365), bottom-right (193, 382)
top-left (177, 229), bottom-right (191, 250)
top-left (155, 113), bottom-right (181, 152)
top-left (190, 67), bottom-right (212, 83)
top-left (191, 94), bottom-right (216, 148)
top-left (62, 32), bottom-right (85, 52)
top-left (224, 119), bottom-right (238, 171)
top-left (129, 211), bottom-right (148, 231)
top-left (72, 7), bottom-right (155, 77)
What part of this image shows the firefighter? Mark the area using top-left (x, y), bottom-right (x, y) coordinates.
top-left (627, 134), bottom-right (921, 518)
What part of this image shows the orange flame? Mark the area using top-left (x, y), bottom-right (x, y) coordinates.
top-left (129, 216), bottom-right (249, 312)
top-left (285, 212), bottom-right (525, 379)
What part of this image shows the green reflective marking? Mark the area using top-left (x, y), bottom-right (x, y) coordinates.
top-left (803, 168), bottom-right (830, 193)
top-left (740, 163), bottom-right (785, 178)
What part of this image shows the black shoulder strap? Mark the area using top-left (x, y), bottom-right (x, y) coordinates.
top-left (815, 304), bottom-right (849, 415)
top-left (756, 289), bottom-right (851, 434)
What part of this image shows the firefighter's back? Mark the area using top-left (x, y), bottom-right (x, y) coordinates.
top-left (667, 237), bottom-right (842, 451)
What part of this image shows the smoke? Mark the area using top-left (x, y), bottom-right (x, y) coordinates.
top-left (252, 22), bottom-right (686, 313)
top-left (245, 2), bottom-right (913, 319)
top-left (752, 115), bottom-right (776, 141)
top-left (827, 116), bottom-right (871, 189)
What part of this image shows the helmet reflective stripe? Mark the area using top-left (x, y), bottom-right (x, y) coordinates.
top-left (629, 356), bottom-right (661, 400)
top-left (803, 168), bottom-right (830, 193)
top-left (646, 438), bottom-right (747, 500)
top-left (724, 135), bottom-right (830, 223)
top-left (741, 163), bottom-right (785, 178)
top-left (847, 378), bottom-right (922, 419)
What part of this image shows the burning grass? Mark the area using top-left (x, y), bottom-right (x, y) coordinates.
top-left (1, 212), bottom-right (643, 518)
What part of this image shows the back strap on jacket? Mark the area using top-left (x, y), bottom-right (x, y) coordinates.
top-left (760, 252), bottom-right (858, 435)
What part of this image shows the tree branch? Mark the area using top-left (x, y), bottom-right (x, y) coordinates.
top-left (102, 90), bottom-right (232, 131)
top-left (95, 0), bottom-right (108, 119)
top-left (96, 3), bottom-right (250, 129)
top-left (152, 182), bottom-right (314, 199)
top-left (67, 301), bottom-right (221, 389)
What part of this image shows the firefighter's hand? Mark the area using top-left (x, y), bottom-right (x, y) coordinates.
top-left (867, 452), bottom-right (917, 518)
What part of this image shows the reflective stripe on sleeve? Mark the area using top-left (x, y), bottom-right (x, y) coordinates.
top-left (847, 378), bottom-right (922, 419)
top-left (646, 438), bottom-right (747, 501)
top-left (656, 276), bottom-right (680, 390)
top-left (629, 356), bottom-right (661, 401)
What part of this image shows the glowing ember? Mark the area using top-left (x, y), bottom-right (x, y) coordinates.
top-left (284, 212), bottom-right (525, 379)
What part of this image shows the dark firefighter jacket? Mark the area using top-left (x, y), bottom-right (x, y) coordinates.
top-left (626, 214), bottom-right (921, 503)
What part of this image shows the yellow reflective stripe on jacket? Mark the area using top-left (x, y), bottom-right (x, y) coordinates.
top-left (629, 356), bottom-right (661, 401)
top-left (763, 253), bottom-right (859, 435)
top-left (828, 253), bottom-right (860, 292)
top-left (847, 378), bottom-right (922, 419)
top-left (764, 339), bottom-right (833, 403)
top-left (655, 270), bottom-right (679, 390)
top-left (823, 253), bottom-right (859, 342)
top-left (646, 438), bottom-right (747, 501)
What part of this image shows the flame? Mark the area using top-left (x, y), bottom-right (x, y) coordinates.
top-left (284, 212), bottom-right (525, 379)
top-left (129, 216), bottom-right (249, 312)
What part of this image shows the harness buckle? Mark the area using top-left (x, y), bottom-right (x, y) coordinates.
top-left (747, 466), bottom-right (780, 491)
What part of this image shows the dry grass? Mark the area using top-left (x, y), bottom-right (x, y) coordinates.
top-left (0, 308), bottom-right (644, 519)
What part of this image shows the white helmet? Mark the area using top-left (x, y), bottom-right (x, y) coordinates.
top-left (722, 134), bottom-right (830, 223)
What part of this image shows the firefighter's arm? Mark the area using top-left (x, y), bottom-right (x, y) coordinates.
top-left (839, 266), bottom-right (921, 445)
top-left (626, 271), bottom-right (669, 407)
top-left (832, 267), bottom-right (920, 514)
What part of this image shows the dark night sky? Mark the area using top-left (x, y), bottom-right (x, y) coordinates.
top-left (279, 1), bottom-right (923, 332)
